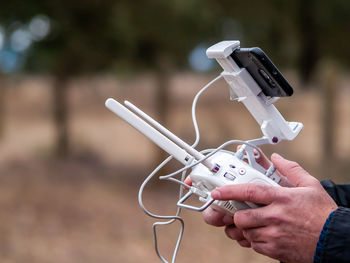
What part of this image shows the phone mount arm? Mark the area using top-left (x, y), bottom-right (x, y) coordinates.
top-left (206, 41), bottom-right (303, 144)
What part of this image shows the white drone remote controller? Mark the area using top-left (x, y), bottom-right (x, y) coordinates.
top-left (105, 40), bottom-right (303, 216)
top-left (106, 98), bottom-right (279, 216)
top-left (105, 40), bottom-right (303, 262)
top-left (180, 151), bottom-right (280, 215)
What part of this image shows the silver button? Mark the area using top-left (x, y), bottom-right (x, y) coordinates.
top-left (224, 172), bottom-right (236, 181)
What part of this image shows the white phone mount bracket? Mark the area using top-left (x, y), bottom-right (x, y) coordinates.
top-left (206, 40), bottom-right (303, 144)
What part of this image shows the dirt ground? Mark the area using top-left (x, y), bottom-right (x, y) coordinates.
top-left (0, 72), bottom-right (349, 262)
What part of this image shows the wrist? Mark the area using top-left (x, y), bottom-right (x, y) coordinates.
top-left (313, 210), bottom-right (336, 263)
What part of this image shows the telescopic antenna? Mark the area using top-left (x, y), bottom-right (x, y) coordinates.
top-left (124, 100), bottom-right (215, 170)
top-left (105, 98), bottom-right (215, 170)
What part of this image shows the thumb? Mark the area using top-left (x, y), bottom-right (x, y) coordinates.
top-left (271, 153), bottom-right (318, 187)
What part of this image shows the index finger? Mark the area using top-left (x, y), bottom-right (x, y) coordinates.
top-left (237, 145), bottom-right (271, 170)
top-left (211, 183), bottom-right (280, 205)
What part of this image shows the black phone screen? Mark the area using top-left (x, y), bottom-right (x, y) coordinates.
top-left (230, 47), bottom-right (293, 97)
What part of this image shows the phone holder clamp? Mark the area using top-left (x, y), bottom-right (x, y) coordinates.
top-left (206, 41), bottom-right (303, 144)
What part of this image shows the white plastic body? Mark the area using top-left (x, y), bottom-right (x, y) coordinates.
top-left (106, 97), bottom-right (280, 216)
top-left (189, 151), bottom-right (280, 215)
top-left (123, 100), bottom-right (214, 170)
top-left (206, 40), bottom-right (303, 143)
top-left (105, 98), bottom-right (215, 169)
top-left (106, 98), bottom-right (190, 165)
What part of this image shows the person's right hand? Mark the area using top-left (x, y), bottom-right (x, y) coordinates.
top-left (213, 154), bottom-right (337, 263)
top-left (189, 148), bottom-right (289, 248)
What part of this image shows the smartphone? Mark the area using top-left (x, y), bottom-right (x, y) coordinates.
top-left (230, 47), bottom-right (293, 97)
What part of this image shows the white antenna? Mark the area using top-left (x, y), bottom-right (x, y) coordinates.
top-left (105, 98), bottom-right (215, 170)
top-left (124, 100), bottom-right (215, 169)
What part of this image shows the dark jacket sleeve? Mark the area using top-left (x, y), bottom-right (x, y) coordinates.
top-left (317, 207), bottom-right (350, 263)
top-left (321, 180), bottom-right (350, 207)
top-left (313, 181), bottom-right (350, 262)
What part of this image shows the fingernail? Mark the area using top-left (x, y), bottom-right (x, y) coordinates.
top-left (211, 190), bottom-right (221, 199)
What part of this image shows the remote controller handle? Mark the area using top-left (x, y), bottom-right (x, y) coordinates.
top-left (188, 151), bottom-right (279, 215)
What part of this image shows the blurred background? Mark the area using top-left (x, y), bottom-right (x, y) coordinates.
top-left (0, 0), bottom-right (349, 262)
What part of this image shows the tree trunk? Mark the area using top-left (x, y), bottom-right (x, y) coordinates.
top-left (155, 56), bottom-right (171, 127)
top-left (296, 0), bottom-right (319, 84)
top-left (53, 76), bottom-right (70, 158)
top-left (0, 73), bottom-right (6, 139)
top-left (320, 63), bottom-right (338, 177)
top-left (153, 55), bottom-right (172, 175)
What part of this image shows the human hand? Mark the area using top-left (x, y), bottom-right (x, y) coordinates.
top-left (184, 147), bottom-right (289, 247)
top-left (212, 153), bottom-right (338, 263)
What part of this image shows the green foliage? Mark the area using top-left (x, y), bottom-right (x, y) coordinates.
top-left (0, 0), bottom-right (349, 75)
top-left (28, 0), bottom-right (121, 75)
top-left (113, 0), bottom-right (218, 69)
top-left (316, 0), bottom-right (350, 64)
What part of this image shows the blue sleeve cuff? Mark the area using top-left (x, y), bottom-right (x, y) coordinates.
top-left (313, 211), bottom-right (335, 263)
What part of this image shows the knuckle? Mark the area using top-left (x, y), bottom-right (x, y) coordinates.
top-left (286, 160), bottom-right (300, 171)
top-left (244, 229), bottom-right (260, 241)
top-left (282, 191), bottom-right (293, 202)
top-left (233, 211), bottom-right (245, 228)
top-left (274, 191), bottom-right (292, 204)
top-left (267, 227), bottom-right (282, 240)
top-left (237, 239), bottom-right (251, 248)
top-left (242, 230), bottom-right (252, 241)
top-left (310, 177), bottom-right (322, 187)
top-left (203, 215), bottom-right (214, 225)
top-left (244, 184), bottom-right (257, 201)
top-left (266, 186), bottom-right (278, 200)
top-left (202, 208), bottom-right (222, 226)
top-left (225, 227), bottom-right (244, 241)
top-left (234, 210), bottom-right (257, 228)
top-left (291, 160), bottom-right (300, 167)
top-left (266, 211), bottom-right (282, 225)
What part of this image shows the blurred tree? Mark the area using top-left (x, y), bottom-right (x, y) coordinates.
top-left (0, 0), bottom-right (218, 159)
top-left (114, 0), bottom-right (217, 118)
top-left (43, 1), bottom-right (121, 157)
top-left (320, 63), bottom-right (338, 163)
top-left (1, 0), bottom-right (349, 158)
top-left (296, 0), bottom-right (319, 84)
top-left (317, 0), bottom-right (350, 65)
top-left (0, 2), bottom-right (39, 140)
top-left (203, 0), bottom-right (297, 66)
top-left (296, 0), bottom-right (350, 84)
top-left (0, 73), bottom-right (5, 138)
top-left (204, 0), bottom-right (350, 85)
top-left (0, 0), bottom-right (121, 157)
top-left (114, 0), bottom-right (218, 166)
